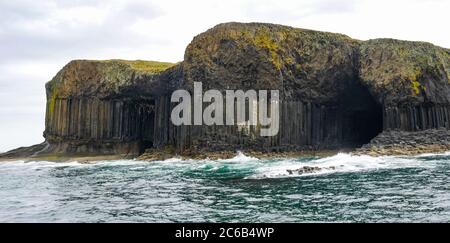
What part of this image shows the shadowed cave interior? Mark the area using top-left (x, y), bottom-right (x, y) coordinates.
top-left (339, 82), bottom-right (383, 146)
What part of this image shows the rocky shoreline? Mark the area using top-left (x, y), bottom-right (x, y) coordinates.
top-left (136, 147), bottom-right (345, 161)
top-left (3, 129), bottom-right (450, 162)
top-left (0, 142), bottom-right (345, 162)
top-left (131, 128), bottom-right (450, 160)
top-left (356, 128), bottom-right (450, 156)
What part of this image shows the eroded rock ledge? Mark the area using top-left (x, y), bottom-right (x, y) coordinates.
top-left (356, 129), bottom-right (450, 156)
top-left (1, 22), bottom-right (450, 161)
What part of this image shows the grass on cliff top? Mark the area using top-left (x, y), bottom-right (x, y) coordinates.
top-left (101, 60), bottom-right (176, 73)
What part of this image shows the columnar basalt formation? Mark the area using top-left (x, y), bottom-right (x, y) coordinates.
top-left (175, 23), bottom-right (382, 152)
top-left (2, 22), bottom-right (450, 159)
top-left (359, 39), bottom-right (450, 131)
top-left (43, 60), bottom-right (176, 157)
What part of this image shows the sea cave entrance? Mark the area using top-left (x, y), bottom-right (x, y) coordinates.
top-left (340, 82), bottom-right (383, 147)
top-left (134, 99), bottom-right (155, 153)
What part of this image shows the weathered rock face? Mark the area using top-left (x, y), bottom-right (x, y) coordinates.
top-left (2, 22), bottom-right (450, 160)
top-left (43, 60), bottom-right (175, 156)
top-left (359, 39), bottom-right (450, 105)
top-left (175, 23), bottom-right (382, 151)
top-left (46, 59), bottom-right (176, 99)
top-left (178, 23), bottom-right (450, 152)
top-left (184, 23), bottom-right (361, 102)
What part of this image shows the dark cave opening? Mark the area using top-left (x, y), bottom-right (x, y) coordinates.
top-left (137, 100), bottom-right (155, 153)
top-left (340, 82), bottom-right (383, 146)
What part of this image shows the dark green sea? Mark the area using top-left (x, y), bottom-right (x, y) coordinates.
top-left (0, 152), bottom-right (449, 222)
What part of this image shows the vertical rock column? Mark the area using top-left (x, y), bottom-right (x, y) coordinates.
top-left (153, 98), bottom-right (378, 152)
top-left (383, 105), bottom-right (450, 131)
top-left (44, 98), bottom-right (155, 154)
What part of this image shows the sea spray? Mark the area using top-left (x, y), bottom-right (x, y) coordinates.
top-left (1, 151), bottom-right (450, 222)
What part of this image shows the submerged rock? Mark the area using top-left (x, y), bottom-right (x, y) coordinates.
top-left (287, 166), bottom-right (322, 175)
top-left (287, 166), bottom-right (336, 175)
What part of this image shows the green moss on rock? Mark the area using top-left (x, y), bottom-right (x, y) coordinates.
top-left (253, 31), bottom-right (282, 69)
top-left (46, 59), bottom-right (176, 99)
top-left (183, 22), bottom-right (360, 102)
top-left (101, 60), bottom-right (175, 73)
top-left (359, 39), bottom-right (450, 105)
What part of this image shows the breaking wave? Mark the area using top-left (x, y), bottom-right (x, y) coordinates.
top-left (1, 150), bottom-right (450, 222)
top-left (0, 151), bottom-right (446, 180)
top-left (245, 153), bottom-right (430, 179)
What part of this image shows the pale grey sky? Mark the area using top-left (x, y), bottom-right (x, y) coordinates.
top-left (0, 0), bottom-right (449, 151)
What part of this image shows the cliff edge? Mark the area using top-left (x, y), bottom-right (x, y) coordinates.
top-left (2, 22), bottom-right (450, 160)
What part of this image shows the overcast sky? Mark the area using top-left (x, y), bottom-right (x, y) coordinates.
top-left (0, 0), bottom-right (449, 152)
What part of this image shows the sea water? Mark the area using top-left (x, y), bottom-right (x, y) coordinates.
top-left (0, 152), bottom-right (449, 222)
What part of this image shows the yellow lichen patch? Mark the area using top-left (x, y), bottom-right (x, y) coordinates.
top-left (284, 56), bottom-right (296, 66)
top-left (253, 32), bottom-right (282, 70)
top-left (411, 80), bottom-right (421, 95)
top-left (407, 68), bottom-right (426, 95)
top-left (103, 60), bottom-right (176, 73)
top-left (409, 76), bottom-right (426, 96)
top-left (48, 84), bottom-right (58, 115)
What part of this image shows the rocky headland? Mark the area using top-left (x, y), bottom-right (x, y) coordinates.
top-left (1, 22), bottom-right (450, 162)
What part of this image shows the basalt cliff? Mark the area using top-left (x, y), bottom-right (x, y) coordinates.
top-left (2, 22), bottom-right (450, 161)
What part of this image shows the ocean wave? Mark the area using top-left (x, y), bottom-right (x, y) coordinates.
top-left (1, 150), bottom-right (449, 223)
top-left (414, 151), bottom-right (450, 158)
top-left (218, 151), bottom-right (259, 163)
top-left (1, 150), bottom-right (448, 179)
top-left (245, 153), bottom-right (428, 179)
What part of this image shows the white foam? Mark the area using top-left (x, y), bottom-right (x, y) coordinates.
top-left (414, 151), bottom-right (450, 157)
top-left (0, 160), bottom-right (83, 173)
top-left (219, 151), bottom-right (259, 163)
top-left (149, 157), bottom-right (184, 163)
top-left (90, 160), bottom-right (148, 167)
top-left (246, 153), bottom-right (426, 179)
top-left (0, 159), bottom-right (146, 171)
top-left (1, 150), bottom-right (445, 179)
